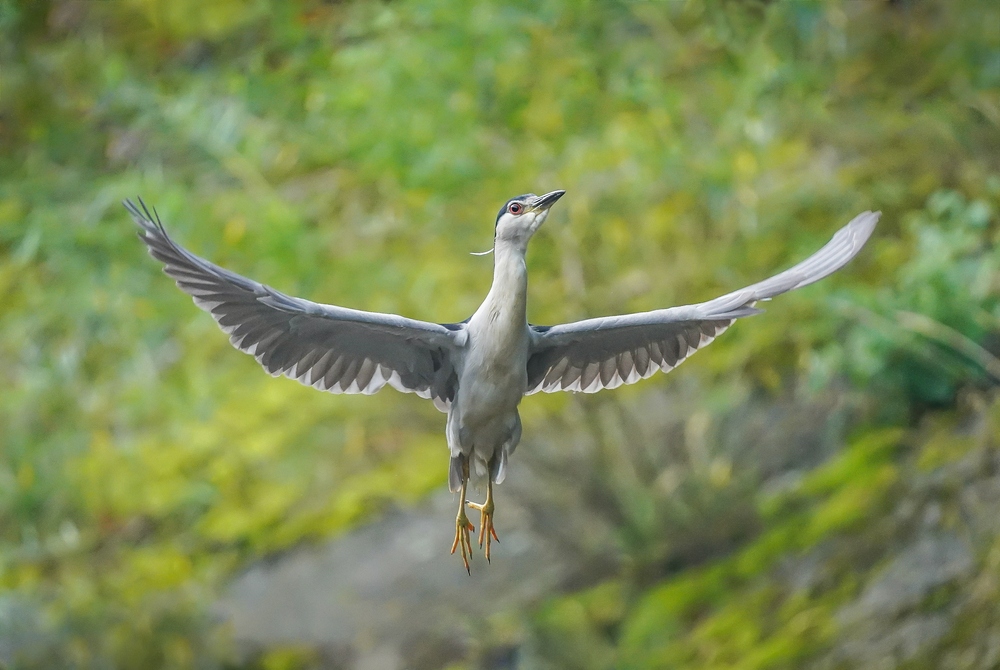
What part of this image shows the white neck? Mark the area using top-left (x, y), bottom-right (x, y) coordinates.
top-left (472, 240), bottom-right (528, 330)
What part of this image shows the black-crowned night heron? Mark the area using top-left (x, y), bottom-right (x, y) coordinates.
top-left (124, 194), bottom-right (878, 572)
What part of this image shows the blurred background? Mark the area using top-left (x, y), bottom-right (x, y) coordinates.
top-left (2, 0), bottom-right (999, 668)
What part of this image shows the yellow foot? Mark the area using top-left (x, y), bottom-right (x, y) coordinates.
top-left (467, 498), bottom-right (499, 562)
top-left (450, 510), bottom-right (475, 574)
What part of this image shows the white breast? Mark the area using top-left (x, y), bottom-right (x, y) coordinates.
top-left (449, 245), bottom-right (531, 452)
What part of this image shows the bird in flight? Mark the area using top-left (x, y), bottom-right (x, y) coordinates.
top-left (125, 194), bottom-right (878, 572)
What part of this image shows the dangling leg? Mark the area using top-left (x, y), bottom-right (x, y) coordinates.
top-left (449, 456), bottom-right (475, 574)
top-left (468, 478), bottom-right (499, 562)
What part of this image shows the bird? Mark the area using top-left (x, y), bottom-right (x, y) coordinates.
top-left (124, 194), bottom-right (878, 572)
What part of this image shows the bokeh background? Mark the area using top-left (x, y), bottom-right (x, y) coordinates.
top-left (2, 0), bottom-right (1000, 668)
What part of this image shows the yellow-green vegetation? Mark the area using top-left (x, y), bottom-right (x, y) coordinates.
top-left (1, 0), bottom-right (998, 668)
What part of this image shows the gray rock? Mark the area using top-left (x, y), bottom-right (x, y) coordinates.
top-left (216, 480), bottom-right (571, 661)
top-left (839, 532), bottom-right (974, 624)
top-left (839, 614), bottom-right (951, 667)
top-left (0, 596), bottom-right (50, 666)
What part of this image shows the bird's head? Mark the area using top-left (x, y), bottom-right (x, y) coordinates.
top-left (493, 190), bottom-right (565, 249)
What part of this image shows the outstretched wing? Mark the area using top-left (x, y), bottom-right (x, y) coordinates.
top-left (526, 211), bottom-right (879, 394)
top-left (126, 198), bottom-right (462, 411)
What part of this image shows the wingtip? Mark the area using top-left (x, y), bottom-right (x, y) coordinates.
top-left (123, 196), bottom-right (150, 222)
top-left (124, 196), bottom-right (172, 242)
top-left (856, 209), bottom-right (881, 227)
top-left (122, 197), bottom-right (140, 219)
top-left (842, 209), bottom-right (880, 251)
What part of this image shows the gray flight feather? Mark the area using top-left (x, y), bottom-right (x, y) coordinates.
top-left (125, 198), bottom-right (463, 412)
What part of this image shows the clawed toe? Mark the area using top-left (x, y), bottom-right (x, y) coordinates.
top-left (467, 495), bottom-right (499, 562)
top-left (450, 513), bottom-right (475, 574)
top-left (449, 459), bottom-right (499, 570)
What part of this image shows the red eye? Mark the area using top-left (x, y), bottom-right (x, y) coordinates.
top-left (509, 202), bottom-right (523, 214)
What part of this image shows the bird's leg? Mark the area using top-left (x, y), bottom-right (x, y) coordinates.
top-left (467, 478), bottom-right (499, 562)
top-left (449, 457), bottom-right (475, 574)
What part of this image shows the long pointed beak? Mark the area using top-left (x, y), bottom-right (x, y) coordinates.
top-left (530, 190), bottom-right (566, 212)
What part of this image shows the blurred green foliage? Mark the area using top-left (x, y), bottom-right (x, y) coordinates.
top-left (816, 189), bottom-right (999, 408)
top-left (1, 0), bottom-right (998, 667)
